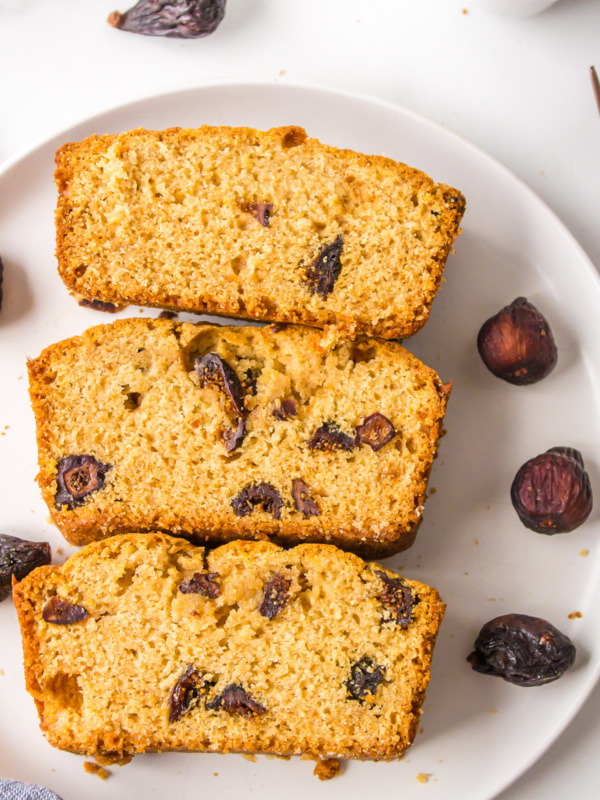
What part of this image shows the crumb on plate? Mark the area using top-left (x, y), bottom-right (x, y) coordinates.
top-left (84, 762), bottom-right (110, 780)
top-left (314, 758), bottom-right (342, 781)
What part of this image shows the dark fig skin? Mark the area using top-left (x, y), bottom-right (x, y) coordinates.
top-left (0, 535), bottom-right (52, 602)
top-left (346, 658), bottom-right (386, 701)
top-left (240, 201), bottom-right (273, 228)
top-left (375, 570), bottom-right (412, 629)
top-left (291, 478), bottom-right (320, 518)
top-left (468, 614), bottom-right (576, 686)
top-left (308, 422), bottom-right (354, 452)
top-left (258, 573), bottom-right (291, 619)
top-left (221, 417), bottom-right (246, 453)
top-left (354, 412), bottom-right (396, 452)
top-left (304, 236), bottom-right (344, 297)
top-left (206, 684), bottom-right (266, 718)
top-left (272, 398), bottom-right (298, 421)
top-left (168, 664), bottom-right (208, 723)
top-left (178, 572), bottom-right (221, 598)
top-left (511, 447), bottom-right (593, 534)
top-left (108, 0), bottom-right (226, 38)
top-left (195, 353), bottom-right (246, 418)
top-left (477, 297), bottom-right (557, 385)
top-left (55, 455), bottom-right (111, 509)
top-left (42, 596), bottom-right (88, 625)
top-left (231, 483), bottom-right (283, 519)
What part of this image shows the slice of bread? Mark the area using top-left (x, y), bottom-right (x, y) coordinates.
top-left (55, 125), bottom-right (465, 340)
top-left (28, 319), bottom-right (450, 556)
top-left (13, 533), bottom-right (445, 763)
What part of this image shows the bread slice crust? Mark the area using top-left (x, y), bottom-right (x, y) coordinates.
top-left (28, 319), bottom-right (450, 556)
top-left (55, 125), bottom-right (465, 340)
top-left (13, 534), bottom-right (446, 762)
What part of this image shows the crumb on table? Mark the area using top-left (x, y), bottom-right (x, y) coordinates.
top-left (84, 762), bottom-right (110, 780)
top-left (416, 772), bottom-right (432, 784)
top-left (313, 758), bottom-right (342, 781)
top-left (580, 549), bottom-right (589, 557)
top-left (568, 611), bottom-right (583, 619)
top-left (242, 754), bottom-right (257, 763)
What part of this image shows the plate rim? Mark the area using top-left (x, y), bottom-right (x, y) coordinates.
top-left (1, 77), bottom-right (599, 800)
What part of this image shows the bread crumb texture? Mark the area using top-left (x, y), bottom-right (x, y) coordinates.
top-left (28, 319), bottom-right (450, 555)
top-left (13, 534), bottom-right (445, 762)
top-left (55, 125), bottom-right (465, 340)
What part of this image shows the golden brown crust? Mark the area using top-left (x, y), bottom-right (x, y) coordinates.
top-left (14, 534), bottom-right (445, 761)
top-left (28, 319), bottom-right (450, 555)
top-left (55, 125), bottom-right (465, 340)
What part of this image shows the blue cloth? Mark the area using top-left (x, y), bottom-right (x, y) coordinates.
top-left (0, 780), bottom-right (63, 800)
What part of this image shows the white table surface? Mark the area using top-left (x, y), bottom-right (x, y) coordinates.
top-left (1, 0), bottom-right (600, 797)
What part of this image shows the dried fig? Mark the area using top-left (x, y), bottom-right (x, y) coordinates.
top-left (109, 0), bottom-right (226, 38)
top-left (168, 664), bottom-right (209, 722)
top-left (0, 535), bottom-right (51, 602)
top-left (42, 596), bottom-right (88, 625)
top-left (477, 297), bottom-right (557, 385)
top-left (355, 413), bottom-right (396, 451)
top-left (468, 614), bottom-right (576, 686)
top-left (195, 353), bottom-right (246, 418)
top-left (240, 201), bottom-right (273, 227)
top-left (272, 398), bottom-right (297, 421)
top-left (308, 422), bottom-right (354, 452)
top-left (258, 573), bottom-right (290, 619)
top-left (291, 478), bottom-right (320, 517)
top-left (55, 455), bottom-right (111, 509)
top-left (304, 236), bottom-right (344, 297)
top-left (376, 570), bottom-right (412, 628)
top-left (179, 572), bottom-right (221, 598)
top-left (231, 483), bottom-right (283, 519)
top-left (221, 418), bottom-right (246, 453)
top-left (346, 658), bottom-right (385, 702)
top-left (206, 684), bottom-right (266, 718)
top-left (511, 447), bottom-right (592, 533)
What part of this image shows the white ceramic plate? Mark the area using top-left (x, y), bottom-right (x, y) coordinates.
top-left (1, 81), bottom-right (599, 800)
